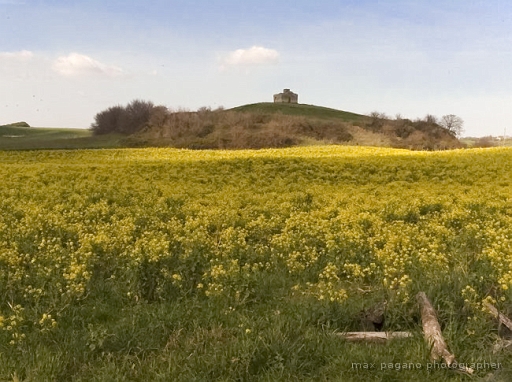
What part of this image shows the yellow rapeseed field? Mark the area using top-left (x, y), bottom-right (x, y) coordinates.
top-left (1, 146), bottom-right (511, 346)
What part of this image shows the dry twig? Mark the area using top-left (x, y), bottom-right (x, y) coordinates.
top-left (336, 331), bottom-right (412, 343)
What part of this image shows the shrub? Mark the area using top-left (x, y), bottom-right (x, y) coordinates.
top-left (138, 109), bottom-right (354, 149)
top-left (148, 106), bottom-right (169, 131)
top-left (423, 114), bottom-right (438, 124)
top-left (121, 99), bottom-right (155, 134)
top-left (90, 100), bottom-right (156, 135)
top-left (394, 119), bottom-right (415, 139)
top-left (90, 105), bottom-right (124, 135)
top-left (366, 111), bottom-right (388, 132)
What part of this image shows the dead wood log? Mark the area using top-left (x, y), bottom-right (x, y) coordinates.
top-left (417, 292), bottom-right (454, 364)
top-left (416, 292), bottom-right (473, 375)
top-left (483, 302), bottom-right (512, 332)
top-left (336, 331), bottom-right (412, 343)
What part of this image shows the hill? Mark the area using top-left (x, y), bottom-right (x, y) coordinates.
top-left (3, 121), bottom-right (31, 128)
top-left (135, 103), bottom-right (462, 150)
top-left (1, 103), bottom-right (463, 151)
top-left (231, 102), bottom-right (365, 122)
top-left (0, 125), bottom-right (122, 150)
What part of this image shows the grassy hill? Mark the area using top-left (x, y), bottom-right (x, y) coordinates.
top-left (1, 103), bottom-right (463, 150)
top-left (137, 103), bottom-right (462, 150)
top-left (231, 102), bottom-right (365, 122)
top-left (0, 125), bottom-right (122, 150)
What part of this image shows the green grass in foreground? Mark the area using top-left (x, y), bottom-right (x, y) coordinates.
top-left (3, 277), bottom-right (511, 382)
top-left (5, 294), bottom-right (507, 382)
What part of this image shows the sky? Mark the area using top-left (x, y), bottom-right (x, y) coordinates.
top-left (1, 0), bottom-right (512, 137)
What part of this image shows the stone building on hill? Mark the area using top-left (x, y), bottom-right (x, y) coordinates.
top-left (273, 89), bottom-right (298, 104)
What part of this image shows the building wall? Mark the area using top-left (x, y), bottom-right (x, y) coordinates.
top-left (273, 89), bottom-right (298, 104)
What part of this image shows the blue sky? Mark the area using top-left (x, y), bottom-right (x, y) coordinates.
top-left (2, 0), bottom-right (512, 136)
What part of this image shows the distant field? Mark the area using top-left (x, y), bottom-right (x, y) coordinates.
top-left (0, 125), bottom-right (122, 150)
top-left (461, 137), bottom-right (512, 148)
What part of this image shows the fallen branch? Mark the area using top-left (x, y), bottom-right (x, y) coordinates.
top-left (336, 331), bottom-right (412, 343)
top-left (416, 292), bottom-right (473, 375)
top-left (483, 302), bottom-right (512, 332)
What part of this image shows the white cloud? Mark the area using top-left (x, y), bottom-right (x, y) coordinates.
top-left (0, 50), bottom-right (33, 60)
top-left (52, 53), bottom-right (125, 77)
top-left (220, 46), bottom-right (279, 69)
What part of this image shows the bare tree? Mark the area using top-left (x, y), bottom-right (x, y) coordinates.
top-left (121, 99), bottom-right (155, 134)
top-left (367, 111), bottom-right (388, 132)
top-left (90, 105), bottom-right (124, 135)
top-left (439, 114), bottom-right (464, 137)
top-left (369, 111), bottom-right (388, 120)
top-left (148, 105), bottom-right (169, 129)
top-left (424, 114), bottom-right (438, 124)
top-left (90, 100), bottom-right (155, 135)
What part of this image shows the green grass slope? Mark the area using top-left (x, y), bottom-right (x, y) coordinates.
top-left (0, 125), bottom-right (122, 150)
top-left (231, 102), bottom-right (366, 123)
